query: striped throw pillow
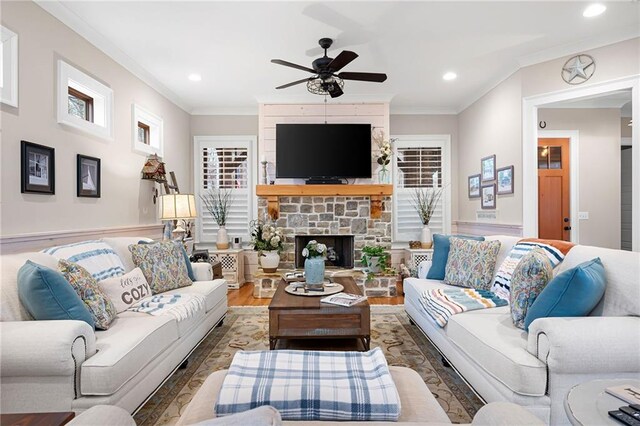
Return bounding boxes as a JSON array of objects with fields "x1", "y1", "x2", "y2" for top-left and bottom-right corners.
[{"x1": 42, "y1": 240, "x2": 126, "y2": 281}]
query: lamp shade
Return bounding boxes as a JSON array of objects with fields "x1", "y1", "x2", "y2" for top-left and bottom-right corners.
[{"x1": 159, "y1": 194, "x2": 197, "y2": 220}]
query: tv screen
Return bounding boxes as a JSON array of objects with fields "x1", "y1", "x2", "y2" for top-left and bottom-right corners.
[{"x1": 276, "y1": 124, "x2": 372, "y2": 180}]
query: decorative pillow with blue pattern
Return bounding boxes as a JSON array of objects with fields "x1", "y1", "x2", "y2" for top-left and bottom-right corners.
[{"x1": 42, "y1": 240, "x2": 126, "y2": 281}]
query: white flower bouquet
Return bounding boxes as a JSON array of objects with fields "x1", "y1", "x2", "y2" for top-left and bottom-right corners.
[
  {"x1": 302, "y1": 240, "x2": 327, "y2": 259},
  {"x1": 250, "y1": 219, "x2": 284, "y2": 252}
]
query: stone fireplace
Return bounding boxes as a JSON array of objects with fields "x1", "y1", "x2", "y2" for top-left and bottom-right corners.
[{"x1": 294, "y1": 235, "x2": 355, "y2": 268}]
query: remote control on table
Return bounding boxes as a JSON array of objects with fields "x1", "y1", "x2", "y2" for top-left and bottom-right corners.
[
  {"x1": 609, "y1": 410, "x2": 640, "y2": 426},
  {"x1": 621, "y1": 406, "x2": 640, "y2": 420},
  {"x1": 630, "y1": 404, "x2": 640, "y2": 412}
]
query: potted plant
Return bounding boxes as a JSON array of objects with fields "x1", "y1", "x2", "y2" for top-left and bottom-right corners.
[
  {"x1": 360, "y1": 245, "x2": 389, "y2": 274},
  {"x1": 250, "y1": 219, "x2": 284, "y2": 272},
  {"x1": 411, "y1": 186, "x2": 444, "y2": 249},
  {"x1": 301, "y1": 240, "x2": 327, "y2": 286},
  {"x1": 200, "y1": 189, "x2": 233, "y2": 249}
]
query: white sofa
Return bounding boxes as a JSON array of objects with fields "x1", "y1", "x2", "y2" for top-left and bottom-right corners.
[
  {"x1": 0, "y1": 237, "x2": 227, "y2": 414},
  {"x1": 404, "y1": 235, "x2": 640, "y2": 425}
]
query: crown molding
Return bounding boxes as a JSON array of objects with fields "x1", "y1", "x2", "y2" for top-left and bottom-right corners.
[
  {"x1": 35, "y1": 0, "x2": 192, "y2": 113},
  {"x1": 191, "y1": 106, "x2": 259, "y2": 116},
  {"x1": 389, "y1": 106, "x2": 458, "y2": 115},
  {"x1": 455, "y1": 65, "x2": 521, "y2": 114}
]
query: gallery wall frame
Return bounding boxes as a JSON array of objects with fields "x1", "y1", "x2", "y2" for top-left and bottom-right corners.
[
  {"x1": 481, "y1": 183, "x2": 496, "y2": 210},
  {"x1": 481, "y1": 154, "x2": 496, "y2": 183},
  {"x1": 468, "y1": 174, "x2": 481, "y2": 198},
  {"x1": 77, "y1": 154, "x2": 101, "y2": 198},
  {"x1": 497, "y1": 165, "x2": 514, "y2": 195},
  {"x1": 21, "y1": 141, "x2": 55, "y2": 194}
]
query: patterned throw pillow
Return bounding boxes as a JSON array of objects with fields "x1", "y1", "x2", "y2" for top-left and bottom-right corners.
[
  {"x1": 128, "y1": 241, "x2": 193, "y2": 294},
  {"x1": 490, "y1": 239, "x2": 574, "y2": 301},
  {"x1": 58, "y1": 259, "x2": 118, "y2": 330},
  {"x1": 43, "y1": 240, "x2": 126, "y2": 281},
  {"x1": 509, "y1": 248, "x2": 554, "y2": 329},
  {"x1": 98, "y1": 268, "x2": 152, "y2": 313},
  {"x1": 444, "y1": 238, "x2": 501, "y2": 289}
]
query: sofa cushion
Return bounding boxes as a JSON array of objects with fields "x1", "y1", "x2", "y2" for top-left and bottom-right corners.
[
  {"x1": 162, "y1": 279, "x2": 227, "y2": 313},
  {"x1": 42, "y1": 240, "x2": 126, "y2": 281},
  {"x1": 17, "y1": 260, "x2": 95, "y2": 328},
  {"x1": 58, "y1": 259, "x2": 118, "y2": 330},
  {"x1": 98, "y1": 268, "x2": 152, "y2": 313},
  {"x1": 446, "y1": 311, "x2": 547, "y2": 396},
  {"x1": 444, "y1": 238, "x2": 501, "y2": 289},
  {"x1": 101, "y1": 237, "x2": 153, "y2": 273},
  {"x1": 81, "y1": 314, "x2": 178, "y2": 395},
  {"x1": 129, "y1": 241, "x2": 192, "y2": 294},
  {"x1": 524, "y1": 258, "x2": 606, "y2": 331},
  {"x1": 510, "y1": 248, "x2": 553, "y2": 329},
  {"x1": 138, "y1": 239, "x2": 196, "y2": 281},
  {"x1": 427, "y1": 234, "x2": 485, "y2": 280}
]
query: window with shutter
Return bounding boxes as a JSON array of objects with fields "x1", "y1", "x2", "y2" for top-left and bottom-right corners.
[
  {"x1": 392, "y1": 135, "x2": 451, "y2": 242},
  {"x1": 194, "y1": 136, "x2": 257, "y2": 245}
]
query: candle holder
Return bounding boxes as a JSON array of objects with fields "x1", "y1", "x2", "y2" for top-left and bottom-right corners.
[{"x1": 261, "y1": 160, "x2": 268, "y2": 185}]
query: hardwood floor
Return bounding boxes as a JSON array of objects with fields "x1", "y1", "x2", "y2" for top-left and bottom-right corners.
[{"x1": 228, "y1": 282, "x2": 404, "y2": 306}]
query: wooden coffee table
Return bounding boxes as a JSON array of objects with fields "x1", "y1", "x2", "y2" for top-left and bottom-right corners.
[{"x1": 268, "y1": 276, "x2": 370, "y2": 351}]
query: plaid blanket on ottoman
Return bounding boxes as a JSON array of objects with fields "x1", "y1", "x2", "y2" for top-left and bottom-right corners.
[{"x1": 215, "y1": 348, "x2": 401, "y2": 421}]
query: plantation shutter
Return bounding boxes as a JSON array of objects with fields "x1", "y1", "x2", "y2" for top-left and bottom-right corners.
[
  {"x1": 393, "y1": 136, "x2": 450, "y2": 242},
  {"x1": 194, "y1": 137, "x2": 256, "y2": 245}
]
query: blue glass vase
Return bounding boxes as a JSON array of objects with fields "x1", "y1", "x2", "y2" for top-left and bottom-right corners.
[{"x1": 304, "y1": 257, "x2": 325, "y2": 285}]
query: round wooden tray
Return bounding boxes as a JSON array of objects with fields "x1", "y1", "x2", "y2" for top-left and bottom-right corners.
[{"x1": 284, "y1": 282, "x2": 344, "y2": 297}]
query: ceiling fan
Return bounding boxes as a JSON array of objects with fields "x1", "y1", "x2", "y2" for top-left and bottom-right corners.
[{"x1": 271, "y1": 38, "x2": 387, "y2": 98}]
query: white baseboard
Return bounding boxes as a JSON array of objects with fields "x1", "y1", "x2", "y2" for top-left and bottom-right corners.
[
  {"x1": 453, "y1": 221, "x2": 523, "y2": 237},
  {"x1": 0, "y1": 224, "x2": 164, "y2": 254}
]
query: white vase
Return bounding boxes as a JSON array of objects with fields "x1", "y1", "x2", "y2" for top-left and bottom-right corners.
[
  {"x1": 421, "y1": 225, "x2": 432, "y2": 249},
  {"x1": 216, "y1": 226, "x2": 229, "y2": 250},
  {"x1": 260, "y1": 250, "x2": 280, "y2": 273}
]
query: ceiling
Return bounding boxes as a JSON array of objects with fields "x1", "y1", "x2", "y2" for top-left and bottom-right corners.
[
  {"x1": 543, "y1": 89, "x2": 632, "y2": 117},
  {"x1": 38, "y1": 1, "x2": 640, "y2": 115}
]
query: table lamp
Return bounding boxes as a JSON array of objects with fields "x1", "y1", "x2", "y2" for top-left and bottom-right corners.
[{"x1": 159, "y1": 193, "x2": 197, "y2": 241}]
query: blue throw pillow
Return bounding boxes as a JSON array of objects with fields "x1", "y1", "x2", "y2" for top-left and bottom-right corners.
[
  {"x1": 427, "y1": 234, "x2": 485, "y2": 280},
  {"x1": 17, "y1": 260, "x2": 95, "y2": 328},
  {"x1": 524, "y1": 257, "x2": 606, "y2": 331},
  {"x1": 138, "y1": 240, "x2": 195, "y2": 281}
]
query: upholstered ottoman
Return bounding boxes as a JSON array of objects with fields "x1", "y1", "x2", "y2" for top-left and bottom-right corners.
[{"x1": 176, "y1": 366, "x2": 450, "y2": 425}]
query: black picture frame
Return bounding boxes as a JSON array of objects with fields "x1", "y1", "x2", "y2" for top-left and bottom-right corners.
[
  {"x1": 468, "y1": 174, "x2": 481, "y2": 198},
  {"x1": 21, "y1": 140, "x2": 55, "y2": 194},
  {"x1": 77, "y1": 154, "x2": 101, "y2": 198},
  {"x1": 497, "y1": 165, "x2": 514, "y2": 195},
  {"x1": 481, "y1": 183, "x2": 497, "y2": 209},
  {"x1": 481, "y1": 154, "x2": 497, "y2": 182}
]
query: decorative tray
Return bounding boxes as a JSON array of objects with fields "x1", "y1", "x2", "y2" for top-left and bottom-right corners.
[{"x1": 284, "y1": 282, "x2": 344, "y2": 297}]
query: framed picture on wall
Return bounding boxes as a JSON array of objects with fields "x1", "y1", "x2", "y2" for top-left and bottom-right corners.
[
  {"x1": 77, "y1": 154, "x2": 101, "y2": 198},
  {"x1": 481, "y1": 154, "x2": 496, "y2": 182},
  {"x1": 21, "y1": 140, "x2": 55, "y2": 194},
  {"x1": 481, "y1": 183, "x2": 496, "y2": 209},
  {"x1": 497, "y1": 165, "x2": 514, "y2": 195},
  {"x1": 468, "y1": 174, "x2": 481, "y2": 198}
]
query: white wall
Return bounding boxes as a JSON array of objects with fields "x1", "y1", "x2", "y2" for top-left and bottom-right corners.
[
  {"x1": 538, "y1": 108, "x2": 622, "y2": 248},
  {"x1": 0, "y1": 1, "x2": 190, "y2": 237}
]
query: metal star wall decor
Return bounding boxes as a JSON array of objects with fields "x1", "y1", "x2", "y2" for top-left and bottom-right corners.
[{"x1": 561, "y1": 54, "x2": 595, "y2": 85}]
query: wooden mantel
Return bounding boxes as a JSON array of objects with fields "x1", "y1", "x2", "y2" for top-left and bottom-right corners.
[{"x1": 256, "y1": 184, "x2": 393, "y2": 219}]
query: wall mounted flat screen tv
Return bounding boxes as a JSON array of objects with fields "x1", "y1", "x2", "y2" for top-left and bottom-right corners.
[{"x1": 276, "y1": 124, "x2": 371, "y2": 182}]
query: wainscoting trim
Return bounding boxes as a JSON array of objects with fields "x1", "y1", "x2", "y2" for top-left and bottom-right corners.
[
  {"x1": 453, "y1": 221, "x2": 523, "y2": 237},
  {"x1": 0, "y1": 224, "x2": 164, "y2": 254}
]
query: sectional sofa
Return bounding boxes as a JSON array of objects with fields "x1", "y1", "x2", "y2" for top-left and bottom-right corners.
[
  {"x1": 0, "y1": 237, "x2": 228, "y2": 414},
  {"x1": 404, "y1": 235, "x2": 640, "y2": 425}
]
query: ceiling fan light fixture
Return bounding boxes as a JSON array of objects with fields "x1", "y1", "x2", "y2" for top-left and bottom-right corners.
[{"x1": 307, "y1": 77, "x2": 344, "y2": 96}]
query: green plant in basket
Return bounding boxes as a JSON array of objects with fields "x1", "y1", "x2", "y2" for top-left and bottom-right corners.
[{"x1": 360, "y1": 245, "x2": 389, "y2": 278}]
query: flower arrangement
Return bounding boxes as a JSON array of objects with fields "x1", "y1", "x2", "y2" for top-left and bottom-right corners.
[
  {"x1": 412, "y1": 187, "x2": 445, "y2": 225},
  {"x1": 372, "y1": 129, "x2": 396, "y2": 167},
  {"x1": 302, "y1": 240, "x2": 327, "y2": 259},
  {"x1": 200, "y1": 189, "x2": 233, "y2": 226},
  {"x1": 249, "y1": 219, "x2": 284, "y2": 252}
]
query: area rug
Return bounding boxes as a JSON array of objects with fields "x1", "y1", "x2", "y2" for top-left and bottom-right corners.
[{"x1": 134, "y1": 306, "x2": 483, "y2": 425}]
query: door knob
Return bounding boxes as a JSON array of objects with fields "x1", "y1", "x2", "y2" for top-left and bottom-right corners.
[
  {"x1": 564, "y1": 226, "x2": 572, "y2": 231},
  {"x1": 563, "y1": 218, "x2": 570, "y2": 223}
]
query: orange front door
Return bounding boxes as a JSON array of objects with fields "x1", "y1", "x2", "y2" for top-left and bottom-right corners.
[{"x1": 538, "y1": 138, "x2": 571, "y2": 241}]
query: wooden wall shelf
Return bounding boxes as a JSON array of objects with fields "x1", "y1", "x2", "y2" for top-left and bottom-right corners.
[{"x1": 256, "y1": 184, "x2": 393, "y2": 219}]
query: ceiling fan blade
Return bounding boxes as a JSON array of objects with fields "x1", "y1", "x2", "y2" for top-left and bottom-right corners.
[
  {"x1": 328, "y1": 84, "x2": 344, "y2": 98},
  {"x1": 328, "y1": 50, "x2": 358, "y2": 72},
  {"x1": 338, "y1": 72, "x2": 387, "y2": 83},
  {"x1": 271, "y1": 59, "x2": 315, "y2": 74},
  {"x1": 275, "y1": 78, "x2": 311, "y2": 90}
]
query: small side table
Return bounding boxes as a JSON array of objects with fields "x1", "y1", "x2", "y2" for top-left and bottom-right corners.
[
  {"x1": 0, "y1": 412, "x2": 75, "y2": 426},
  {"x1": 208, "y1": 248, "x2": 245, "y2": 290},
  {"x1": 565, "y1": 378, "x2": 640, "y2": 425},
  {"x1": 404, "y1": 248, "x2": 434, "y2": 271}
]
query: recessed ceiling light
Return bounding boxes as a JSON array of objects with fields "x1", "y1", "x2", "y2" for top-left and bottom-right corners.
[
  {"x1": 583, "y1": 3, "x2": 606, "y2": 17},
  {"x1": 443, "y1": 72, "x2": 457, "y2": 81},
  {"x1": 188, "y1": 73, "x2": 202, "y2": 82}
]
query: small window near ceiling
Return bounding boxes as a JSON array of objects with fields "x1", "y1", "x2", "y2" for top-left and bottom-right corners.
[
  {"x1": 132, "y1": 104, "x2": 163, "y2": 156},
  {"x1": 137, "y1": 122, "x2": 150, "y2": 145},
  {"x1": 68, "y1": 87, "x2": 94, "y2": 122},
  {"x1": 0, "y1": 25, "x2": 18, "y2": 107}
]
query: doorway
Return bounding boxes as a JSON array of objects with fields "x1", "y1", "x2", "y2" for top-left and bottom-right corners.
[{"x1": 537, "y1": 138, "x2": 571, "y2": 241}]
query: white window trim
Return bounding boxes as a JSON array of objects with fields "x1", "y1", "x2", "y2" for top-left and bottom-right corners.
[
  {"x1": 132, "y1": 104, "x2": 163, "y2": 156},
  {"x1": 193, "y1": 135, "x2": 258, "y2": 246},
  {"x1": 0, "y1": 26, "x2": 18, "y2": 107},
  {"x1": 57, "y1": 60, "x2": 114, "y2": 141},
  {"x1": 391, "y1": 134, "x2": 452, "y2": 243}
]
